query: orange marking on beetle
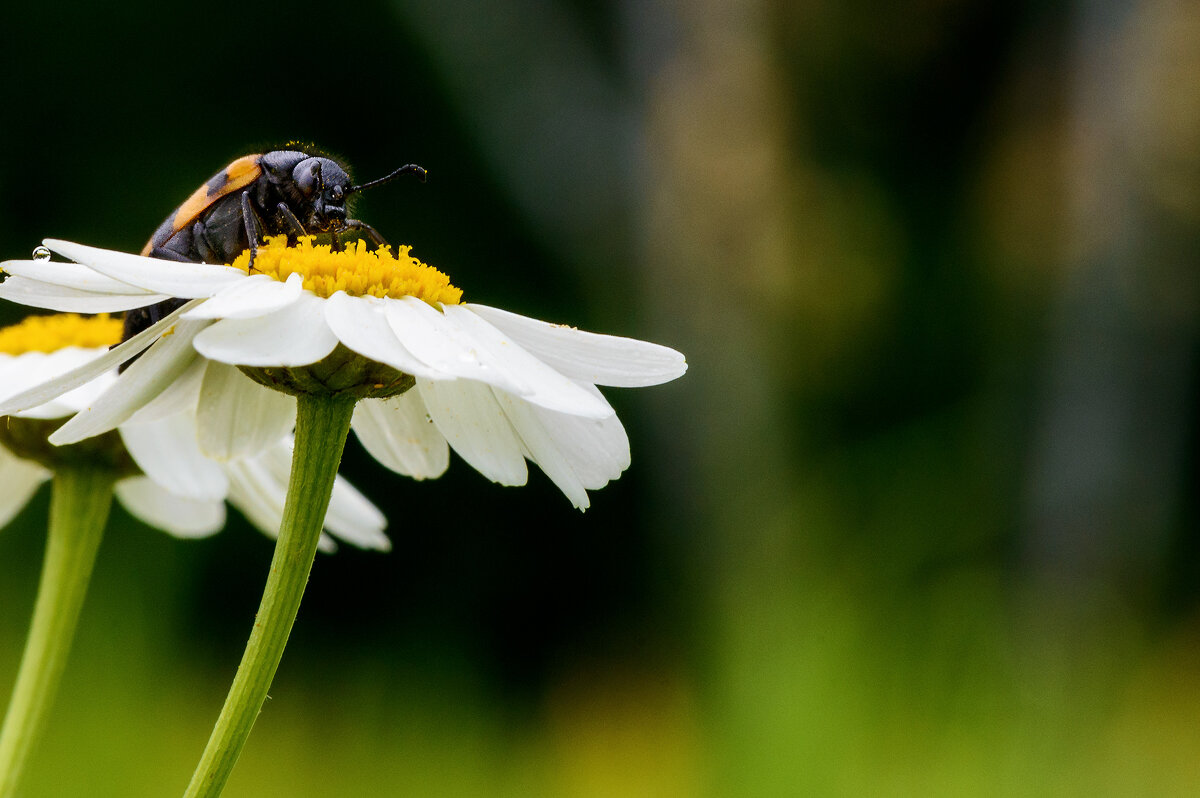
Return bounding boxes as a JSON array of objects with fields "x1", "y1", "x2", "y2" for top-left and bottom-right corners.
[
  {"x1": 173, "y1": 155, "x2": 262, "y2": 234},
  {"x1": 141, "y1": 154, "x2": 264, "y2": 257},
  {"x1": 223, "y1": 154, "x2": 260, "y2": 185}
]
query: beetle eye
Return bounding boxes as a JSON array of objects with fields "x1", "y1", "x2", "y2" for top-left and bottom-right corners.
[{"x1": 331, "y1": 186, "x2": 344, "y2": 202}]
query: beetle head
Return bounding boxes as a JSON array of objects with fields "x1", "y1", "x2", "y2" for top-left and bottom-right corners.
[{"x1": 292, "y1": 157, "x2": 350, "y2": 231}]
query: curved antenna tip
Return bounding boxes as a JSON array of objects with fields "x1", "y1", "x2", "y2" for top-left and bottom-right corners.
[{"x1": 348, "y1": 163, "x2": 427, "y2": 194}]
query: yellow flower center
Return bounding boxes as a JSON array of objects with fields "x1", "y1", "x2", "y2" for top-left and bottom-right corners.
[
  {"x1": 0, "y1": 313, "x2": 122, "y2": 355},
  {"x1": 231, "y1": 236, "x2": 463, "y2": 305}
]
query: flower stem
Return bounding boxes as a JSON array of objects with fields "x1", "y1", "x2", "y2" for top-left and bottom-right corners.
[
  {"x1": 0, "y1": 467, "x2": 115, "y2": 798},
  {"x1": 184, "y1": 393, "x2": 356, "y2": 798}
]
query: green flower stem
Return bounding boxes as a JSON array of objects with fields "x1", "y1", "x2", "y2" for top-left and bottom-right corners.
[
  {"x1": 0, "y1": 467, "x2": 115, "y2": 798},
  {"x1": 184, "y1": 393, "x2": 356, "y2": 798}
]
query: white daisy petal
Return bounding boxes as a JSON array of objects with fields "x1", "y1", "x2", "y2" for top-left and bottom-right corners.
[
  {"x1": 12, "y1": 401, "x2": 74, "y2": 421},
  {"x1": 385, "y1": 297, "x2": 528, "y2": 394},
  {"x1": 0, "y1": 299, "x2": 203, "y2": 417},
  {"x1": 324, "y1": 292, "x2": 441, "y2": 379},
  {"x1": 224, "y1": 457, "x2": 287, "y2": 538},
  {"x1": 222, "y1": 440, "x2": 386, "y2": 550},
  {"x1": 442, "y1": 304, "x2": 612, "y2": 418},
  {"x1": 49, "y1": 318, "x2": 209, "y2": 445},
  {"x1": 196, "y1": 362, "x2": 296, "y2": 460},
  {"x1": 0, "y1": 448, "x2": 49, "y2": 529},
  {"x1": 44, "y1": 239, "x2": 244, "y2": 298},
  {"x1": 0, "y1": 355, "x2": 24, "y2": 389},
  {"x1": 193, "y1": 293, "x2": 338, "y2": 366},
  {"x1": 324, "y1": 476, "x2": 391, "y2": 551},
  {"x1": 0, "y1": 353, "x2": 55, "y2": 398},
  {"x1": 1, "y1": 349, "x2": 115, "y2": 419},
  {"x1": 123, "y1": 355, "x2": 206, "y2": 424},
  {"x1": 492, "y1": 389, "x2": 590, "y2": 509},
  {"x1": 244, "y1": 443, "x2": 387, "y2": 550},
  {"x1": 24, "y1": 379, "x2": 119, "y2": 421},
  {"x1": 526, "y1": 384, "x2": 630, "y2": 489},
  {"x1": 1, "y1": 258, "x2": 159, "y2": 294},
  {"x1": 0, "y1": 275, "x2": 170, "y2": 312},
  {"x1": 55, "y1": 364, "x2": 120, "y2": 415},
  {"x1": 182, "y1": 272, "x2": 304, "y2": 320},
  {"x1": 118, "y1": 413, "x2": 229, "y2": 501},
  {"x1": 15, "y1": 348, "x2": 95, "y2": 384},
  {"x1": 418, "y1": 378, "x2": 527, "y2": 486},
  {"x1": 466, "y1": 303, "x2": 688, "y2": 387},
  {"x1": 352, "y1": 392, "x2": 449, "y2": 480},
  {"x1": 114, "y1": 477, "x2": 225, "y2": 538},
  {"x1": 225, "y1": 461, "x2": 340, "y2": 552}
]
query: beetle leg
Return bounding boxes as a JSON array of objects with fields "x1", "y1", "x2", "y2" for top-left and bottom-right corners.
[
  {"x1": 241, "y1": 190, "x2": 263, "y2": 272},
  {"x1": 276, "y1": 203, "x2": 307, "y2": 240},
  {"x1": 342, "y1": 218, "x2": 390, "y2": 250}
]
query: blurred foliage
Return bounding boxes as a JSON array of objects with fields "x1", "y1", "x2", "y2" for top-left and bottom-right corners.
[{"x1": 2, "y1": 0, "x2": 1200, "y2": 795}]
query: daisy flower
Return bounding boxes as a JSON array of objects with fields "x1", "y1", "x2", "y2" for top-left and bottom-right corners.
[
  {"x1": 0, "y1": 311, "x2": 386, "y2": 795},
  {"x1": 0, "y1": 236, "x2": 685, "y2": 795},
  {"x1": 0, "y1": 237, "x2": 686, "y2": 510}
]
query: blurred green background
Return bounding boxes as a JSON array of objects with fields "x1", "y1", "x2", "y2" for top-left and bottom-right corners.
[{"x1": 3, "y1": 0, "x2": 1200, "y2": 794}]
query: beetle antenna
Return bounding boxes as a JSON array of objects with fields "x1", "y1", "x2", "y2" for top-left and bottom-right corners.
[{"x1": 347, "y1": 164, "x2": 427, "y2": 194}]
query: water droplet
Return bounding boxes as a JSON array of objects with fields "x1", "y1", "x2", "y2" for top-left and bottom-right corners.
[{"x1": 32, "y1": 246, "x2": 50, "y2": 262}]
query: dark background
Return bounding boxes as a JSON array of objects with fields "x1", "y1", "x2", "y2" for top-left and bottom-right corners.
[{"x1": 2, "y1": 0, "x2": 1200, "y2": 794}]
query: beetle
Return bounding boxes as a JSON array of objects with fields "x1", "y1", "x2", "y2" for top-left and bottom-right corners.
[
  {"x1": 124, "y1": 148, "x2": 426, "y2": 338},
  {"x1": 142, "y1": 149, "x2": 426, "y2": 266}
]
